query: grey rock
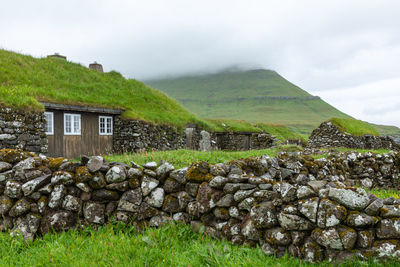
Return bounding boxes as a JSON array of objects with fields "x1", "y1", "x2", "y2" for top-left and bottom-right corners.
[
  {"x1": 149, "y1": 215, "x2": 173, "y2": 227},
  {"x1": 216, "y1": 194, "x2": 235, "y2": 207},
  {"x1": 163, "y1": 178, "x2": 183, "y2": 193},
  {"x1": 241, "y1": 218, "x2": 260, "y2": 240},
  {"x1": 89, "y1": 172, "x2": 106, "y2": 189},
  {"x1": 250, "y1": 201, "x2": 278, "y2": 228},
  {"x1": 278, "y1": 213, "x2": 315, "y2": 230},
  {"x1": 273, "y1": 182, "x2": 297, "y2": 202},
  {"x1": 297, "y1": 186, "x2": 317, "y2": 199},
  {"x1": 170, "y1": 168, "x2": 187, "y2": 184},
  {"x1": 156, "y1": 162, "x2": 174, "y2": 180},
  {"x1": 307, "y1": 180, "x2": 327, "y2": 192},
  {"x1": 127, "y1": 168, "x2": 143, "y2": 179},
  {"x1": 22, "y1": 174, "x2": 51, "y2": 196},
  {"x1": 357, "y1": 229, "x2": 375, "y2": 248},
  {"x1": 346, "y1": 212, "x2": 375, "y2": 227},
  {"x1": 209, "y1": 176, "x2": 228, "y2": 189},
  {"x1": 145, "y1": 188, "x2": 165, "y2": 208},
  {"x1": 185, "y1": 182, "x2": 199, "y2": 197},
  {"x1": 265, "y1": 227, "x2": 291, "y2": 246},
  {"x1": 92, "y1": 189, "x2": 120, "y2": 201},
  {"x1": 365, "y1": 199, "x2": 384, "y2": 216},
  {"x1": 105, "y1": 181, "x2": 129, "y2": 192},
  {"x1": 234, "y1": 189, "x2": 255, "y2": 202},
  {"x1": 376, "y1": 218, "x2": 400, "y2": 239},
  {"x1": 75, "y1": 183, "x2": 90, "y2": 193},
  {"x1": 87, "y1": 156, "x2": 104, "y2": 173},
  {"x1": 337, "y1": 225, "x2": 357, "y2": 250},
  {"x1": 0, "y1": 195, "x2": 13, "y2": 215},
  {"x1": 10, "y1": 213, "x2": 41, "y2": 241},
  {"x1": 328, "y1": 187, "x2": 369, "y2": 210},
  {"x1": 317, "y1": 199, "x2": 347, "y2": 228},
  {"x1": 83, "y1": 202, "x2": 105, "y2": 224},
  {"x1": 238, "y1": 197, "x2": 255, "y2": 211},
  {"x1": 4, "y1": 181, "x2": 22, "y2": 199},
  {"x1": 143, "y1": 161, "x2": 157, "y2": 170},
  {"x1": 117, "y1": 188, "x2": 142, "y2": 212},
  {"x1": 62, "y1": 195, "x2": 81, "y2": 211},
  {"x1": 381, "y1": 204, "x2": 400, "y2": 218},
  {"x1": 9, "y1": 198, "x2": 31, "y2": 217},
  {"x1": 51, "y1": 171, "x2": 74, "y2": 185},
  {"x1": 312, "y1": 228, "x2": 343, "y2": 250},
  {"x1": 298, "y1": 197, "x2": 319, "y2": 223},
  {"x1": 223, "y1": 183, "x2": 241, "y2": 194},
  {"x1": 361, "y1": 178, "x2": 373, "y2": 189},
  {"x1": 141, "y1": 176, "x2": 159, "y2": 196},
  {"x1": 38, "y1": 184, "x2": 53, "y2": 195},
  {"x1": 0, "y1": 162, "x2": 12, "y2": 172},
  {"x1": 105, "y1": 165, "x2": 127, "y2": 184},
  {"x1": 48, "y1": 184, "x2": 66, "y2": 209}
]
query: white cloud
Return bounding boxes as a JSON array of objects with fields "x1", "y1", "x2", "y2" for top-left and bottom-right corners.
[{"x1": 1, "y1": 0, "x2": 400, "y2": 126}]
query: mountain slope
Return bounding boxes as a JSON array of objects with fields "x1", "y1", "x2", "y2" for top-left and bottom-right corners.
[
  {"x1": 147, "y1": 69, "x2": 351, "y2": 134},
  {"x1": 0, "y1": 49, "x2": 208, "y2": 129}
]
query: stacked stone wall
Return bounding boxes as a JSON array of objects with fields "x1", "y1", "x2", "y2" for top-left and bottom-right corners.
[
  {"x1": 112, "y1": 117, "x2": 186, "y2": 153},
  {"x1": 0, "y1": 107, "x2": 47, "y2": 153},
  {"x1": 2, "y1": 149, "x2": 400, "y2": 262},
  {"x1": 308, "y1": 122, "x2": 400, "y2": 151}
]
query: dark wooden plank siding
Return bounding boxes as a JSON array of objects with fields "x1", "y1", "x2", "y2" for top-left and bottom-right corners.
[{"x1": 46, "y1": 109, "x2": 113, "y2": 158}]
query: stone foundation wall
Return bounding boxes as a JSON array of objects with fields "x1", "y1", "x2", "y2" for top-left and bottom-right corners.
[
  {"x1": 214, "y1": 132, "x2": 275, "y2": 151},
  {"x1": 2, "y1": 149, "x2": 400, "y2": 262},
  {"x1": 307, "y1": 122, "x2": 400, "y2": 151},
  {"x1": 0, "y1": 107, "x2": 47, "y2": 153},
  {"x1": 112, "y1": 117, "x2": 186, "y2": 153}
]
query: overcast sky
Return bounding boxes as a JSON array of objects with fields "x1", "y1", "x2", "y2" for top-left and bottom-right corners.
[{"x1": 1, "y1": 0, "x2": 400, "y2": 127}]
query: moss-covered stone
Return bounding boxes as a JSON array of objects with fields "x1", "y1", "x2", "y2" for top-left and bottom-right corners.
[{"x1": 186, "y1": 161, "x2": 213, "y2": 183}]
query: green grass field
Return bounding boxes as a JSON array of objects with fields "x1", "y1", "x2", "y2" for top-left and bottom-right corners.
[
  {"x1": 0, "y1": 49, "x2": 209, "y2": 130},
  {"x1": 147, "y1": 69, "x2": 352, "y2": 134},
  {"x1": 0, "y1": 222, "x2": 395, "y2": 267}
]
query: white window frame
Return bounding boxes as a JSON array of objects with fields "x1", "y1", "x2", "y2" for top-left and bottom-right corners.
[
  {"x1": 99, "y1": 116, "x2": 113, "y2": 135},
  {"x1": 44, "y1": 112, "x2": 54, "y2": 135},
  {"x1": 64, "y1": 113, "x2": 81, "y2": 135}
]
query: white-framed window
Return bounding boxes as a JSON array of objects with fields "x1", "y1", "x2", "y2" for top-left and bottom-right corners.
[
  {"x1": 64, "y1": 113, "x2": 81, "y2": 135},
  {"x1": 44, "y1": 112, "x2": 54, "y2": 135},
  {"x1": 99, "y1": 116, "x2": 113, "y2": 135}
]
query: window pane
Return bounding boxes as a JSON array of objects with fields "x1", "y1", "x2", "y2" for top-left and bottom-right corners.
[
  {"x1": 100, "y1": 117, "x2": 105, "y2": 133},
  {"x1": 45, "y1": 113, "x2": 53, "y2": 133},
  {"x1": 106, "y1": 118, "x2": 112, "y2": 133},
  {"x1": 73, "y1": 115, "x2": 80, "y2": 133},
  {"x1": 65, "y1": 115, "x2": 71, "y2": 133}
]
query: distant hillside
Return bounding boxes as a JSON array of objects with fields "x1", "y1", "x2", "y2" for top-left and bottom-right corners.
[
  {"x1": 147, "y1": 69, "x2": 352, "y2": 134},
  {"x1": 0, "y1": 49, "x2": 208, "y2": 129}
]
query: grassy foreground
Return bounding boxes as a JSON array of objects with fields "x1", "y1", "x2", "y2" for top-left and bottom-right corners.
[{"x1": 0, "y1": 222, "x2": 394, "y2": 267}]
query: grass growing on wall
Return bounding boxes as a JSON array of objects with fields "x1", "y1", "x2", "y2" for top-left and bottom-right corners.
[
  {"x1": 329, "y1": 117, "x2": 380, "y2": 136},
  {"x1": 0, "y1": 222, "x2": 395, "y2": 266},
  {"x1": 106, "y1": 148, "x2": 283, "y2": 169},
  {"x1": 0, "y1": 49, "x2": 210, "y2": 130},
  {"x1": 255, "y1": 123, "x2": 306, "y2": 141}
]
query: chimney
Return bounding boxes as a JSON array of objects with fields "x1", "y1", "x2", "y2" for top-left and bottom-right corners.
[
  {"x1": 47, "y1": 53, "x2": 67, "y2": 60},
  {"x1": 89, "y1": 62, "x2": 103, "y2": 72}
]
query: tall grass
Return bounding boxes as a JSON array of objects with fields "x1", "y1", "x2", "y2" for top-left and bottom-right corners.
[{"x1": 0, "y1": 223, "x2": 394, "y2": 266}]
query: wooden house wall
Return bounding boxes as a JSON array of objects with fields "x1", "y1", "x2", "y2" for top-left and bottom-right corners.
[{"x1": 47, "y1": 109, "x2": 113, "y2": 158}]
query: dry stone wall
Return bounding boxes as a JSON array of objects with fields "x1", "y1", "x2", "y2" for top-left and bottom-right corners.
[
  {"x1": 2, "y1": 149, "x2": 400, "y2": 262},
  {"x1": 112, "y1": 117, "x2": 186, "y2": 153},
  {"x1": 308, "y1": 122, "x2": 400, "y2": 151},
  {"x1": 0, "y1": 107, "x2": 48, "y2": 154}
]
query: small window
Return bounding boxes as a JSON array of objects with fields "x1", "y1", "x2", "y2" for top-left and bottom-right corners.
[
  {"x1": 44, "y1": 112, "x2": 54, "y2": 135},
  {"x1": 99, "y1": 116, "x2": 113, "y2": 135},
  {"x1": 64, "y1": 113, "x2": 81, "y2": 135}
]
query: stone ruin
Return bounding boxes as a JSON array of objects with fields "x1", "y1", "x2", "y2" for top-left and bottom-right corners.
[
  {"x1": 308, "y1": 121, "x2": 400, "y2": 151},
  {"x1": 1, "y1": 148, "x2": 400, "y2": 262}
]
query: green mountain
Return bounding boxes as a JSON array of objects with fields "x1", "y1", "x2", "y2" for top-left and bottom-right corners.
[{"x1": 147, "y1": 69, "x2": 352, "y2": 134}]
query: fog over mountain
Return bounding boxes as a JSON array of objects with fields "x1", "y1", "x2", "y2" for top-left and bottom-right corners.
[{"x1": 1, "y1": 0, "x2": 399, "y2": 126}]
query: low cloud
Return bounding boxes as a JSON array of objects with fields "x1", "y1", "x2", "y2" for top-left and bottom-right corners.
[{"x1": 1, "y1": 0, "x2": 399, "y2": 126}]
